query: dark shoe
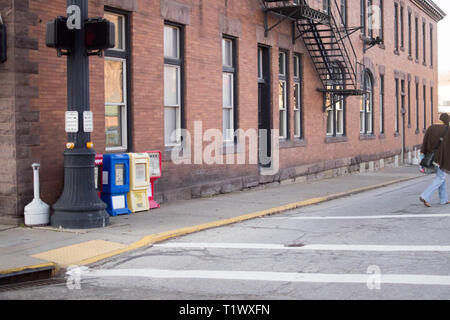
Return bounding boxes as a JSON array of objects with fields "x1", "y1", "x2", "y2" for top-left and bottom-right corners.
[{"x1": 420, "y1": 197, "x2": 431, "y2": 207}]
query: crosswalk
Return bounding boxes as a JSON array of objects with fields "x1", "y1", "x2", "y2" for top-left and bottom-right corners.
[
  {"x1": 78, "y1": 211, "x2": 450, "y2": 294},
  {"x1": 79, "y1": 196, "x2": 450, "y2": 298}
]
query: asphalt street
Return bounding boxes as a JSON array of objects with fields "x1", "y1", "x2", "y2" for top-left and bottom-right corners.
[{"x1": 1, "y1": 175, "x2": 450, "y2": 300}]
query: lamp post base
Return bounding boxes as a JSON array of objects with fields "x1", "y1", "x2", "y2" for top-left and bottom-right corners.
[
  {"x1": 51, "y1": 149, "x2": 110, "y2": 229},
  {"x1": 51, "y1": 209, "x2": 109, "y2": 229}
]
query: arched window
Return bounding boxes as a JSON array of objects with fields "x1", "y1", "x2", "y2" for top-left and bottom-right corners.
[
  {"x1": 326, "y1": 63, "x2": 345, "y2": 136},
  {"x1": 361, "y1": 70, "x2": 373, "y2": 134}
]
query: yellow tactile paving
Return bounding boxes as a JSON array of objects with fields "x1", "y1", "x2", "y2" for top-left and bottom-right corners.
[{"x1": 32, "y1": 240, "x2": 127, "y2": 267}]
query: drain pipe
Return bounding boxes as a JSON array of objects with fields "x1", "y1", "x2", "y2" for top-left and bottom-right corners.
[{"x1": 24, "y1": 163, "x2": 50, "y2": 226}]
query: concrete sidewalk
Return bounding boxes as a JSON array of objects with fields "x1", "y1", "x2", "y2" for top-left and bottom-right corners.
[{"x1": 0, "y1": 165, "x2": 426, "y2": 283}]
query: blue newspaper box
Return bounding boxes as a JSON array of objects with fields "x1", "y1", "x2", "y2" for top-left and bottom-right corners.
[{"x1": 101, "y1": 154, "x2": 131, "y2": 216}]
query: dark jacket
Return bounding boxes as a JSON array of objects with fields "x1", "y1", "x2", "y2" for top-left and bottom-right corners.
[{"x1": 421, "y1": 124, "x2": 450, "y2": 171}]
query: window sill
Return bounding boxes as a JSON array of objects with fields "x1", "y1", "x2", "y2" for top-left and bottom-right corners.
[
  {"x1": 394, "y1": 132, "x2": 400, "y2": 137},
  {"x1": 359, "y1": 134, "x2": 376, "y2": 140},
  {"x1": 378, "y1": 43, "x2": 385, "y2": 50},
  {"x1": 415, "y1": 129, "x2": 421, "y2": 135},
  {"x1": 400, "y1": 46, "x2": 405, "y2": 52},
  {"x1": 408, "y1": 55, "x2": 413, "y2": 61},
  {"x1": 394, "y1": 50, "x2": 400, "y2": 56},
  {"x1": 105, "y1": 147, "x2": 128, "y2": 154},
  {"x1": 379, "y1": 133, "x2": 386, "y2": 139},
  {"x1": 279, "y1": 139, "x2": 307, "y2": 149},
  {"x1": 325, "y1": 135, "x2": 348, "y2": 144}
]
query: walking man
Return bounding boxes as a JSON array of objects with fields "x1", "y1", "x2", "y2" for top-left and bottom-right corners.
[{"x1": 419, "y1": 113, "x2": 450, "y2": 207}]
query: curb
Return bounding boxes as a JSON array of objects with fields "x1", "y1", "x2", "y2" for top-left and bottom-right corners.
[{"x1": 0, "y1": 174, "x2": 423, "y2": 285}]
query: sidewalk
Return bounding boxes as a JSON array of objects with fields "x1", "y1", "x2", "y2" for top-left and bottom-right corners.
[{"x1": 0, "y1": 165, "x2": 426, "y2": 283}]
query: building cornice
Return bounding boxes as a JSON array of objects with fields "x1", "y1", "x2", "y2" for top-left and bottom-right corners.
[{"x1": 410, "y1": 0, "x2": 446, "y2": 22}]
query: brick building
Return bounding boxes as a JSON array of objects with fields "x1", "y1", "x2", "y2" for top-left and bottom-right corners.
[{"x1": 0, "y1": 0, "x2": 445, "y2": 224}]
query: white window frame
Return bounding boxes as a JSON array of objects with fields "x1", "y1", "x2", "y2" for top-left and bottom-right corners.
[
  {"x1": 258, "y1": 48, "x2": 263, "y2": 81},
  {"x1": 104, "y1": 11, "x2": 128, "y2": 152},
  {"x1": 293, "y1": 54, "x2": 302, "y2": 139},
  {"x1": 222, "y1": 38, "x2": 233, "y2": 69},
  {"x1": 104, "y1": 12, "x2": 126, "y2": 52},
  {"x1": 164, "y1": 64, "x2": 182, "y2": 147},
  {"x1": 327, "y1": 65, "x2": 345, "y2": 137},
  {"x1": 223, "y1": 73, "x2": 235, "y2": 143},
  {"x1": 164, "y1": 25, "x2": 182, "y2": 147},
  {"x1": 279, "y1": 80, "x2": 287, "y2": 139},
  {"x1": 360, "y1": 70, "x2": 373, "y2": 134},
  {"x1": 222, "y1": 38, "x2": 236, "y2": 144},
  {"x1": 164, "y1": 25, "x2": 180, "y2": 60},
  {"x1": 105, "y1": 57, "x2": 128, "y2": 152},
  {"x1": 279, "y1": 51, "x2": 288, "y2": 140},
  {"x1": 336, "y1": 98, "x2": 344, "y2": 135}
]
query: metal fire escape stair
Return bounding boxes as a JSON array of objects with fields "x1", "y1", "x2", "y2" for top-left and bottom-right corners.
[{"x1": 262, "y1": 0, "x2": 365, "y2": 107}]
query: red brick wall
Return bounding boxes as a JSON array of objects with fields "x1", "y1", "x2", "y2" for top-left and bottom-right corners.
[{"x1": 0, "y1": 0, "x2": 441, "y2": 223}]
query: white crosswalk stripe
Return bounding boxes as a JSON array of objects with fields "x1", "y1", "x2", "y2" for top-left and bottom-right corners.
[
  {"x1": 269, "y1": 213, "x2": 450, "y2": 220},
  {"x1": 79, "y1": 268, "x2": 450, "y2": 286},
  {"x1": 154, "y1": 242, "x2": 450, "y2": 252}
]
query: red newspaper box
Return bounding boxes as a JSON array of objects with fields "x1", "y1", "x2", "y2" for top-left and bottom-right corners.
[
  {"x1": 95, "y1": 154, "x2": 103, "y2": 198},
  {"x1": 145, "y1": 151, "x2": 162, "y2": 209}
]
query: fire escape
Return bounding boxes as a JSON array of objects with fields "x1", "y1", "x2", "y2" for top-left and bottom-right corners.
[{"x1": 262, "y1": 0, "x2": 365, "y2": 109}]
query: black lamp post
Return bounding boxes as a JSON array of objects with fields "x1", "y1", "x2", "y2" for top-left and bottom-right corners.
[{"x1": 50, "y1": 0, "x2": 110, "y2": 229}]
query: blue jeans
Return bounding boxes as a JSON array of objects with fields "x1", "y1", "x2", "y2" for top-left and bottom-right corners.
[{"x1": 420, "y1": 166, "x2": 449, "y2": 205}]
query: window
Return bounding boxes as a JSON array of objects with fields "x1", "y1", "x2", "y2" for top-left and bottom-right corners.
[
  {"x1": 361, "y1": 70, "x2": 373, "y2": 134},
  {"x1": 416, "y1": 82, "x2": 419, "y2": 131},
  {"x1": 431, "y1": 87, "x2": 434, "y2": 125},
  {"x1": 415, "y1": 17, "x2": 419, "y2": 60},
  {"x1": 423, "y1": 22, "x2": 426, "y2": 64},
  {"x1": 394, "y1": 3, "x2": 399, "y2": 52},
  {"x1": 423, "y1": 84, "x2": 427, "y2": 130},
  {"x1": 340, "y1": 0, "x2": 347, "y2": 26},
  {"x1": 164, "y1": 24, "x2": 183, "y2": 146},
  {"x1": 104, "y1": 11, "x2": 129, "y2": 151},
  {"x1": 408, "y1": 78, "x2": 411, "y2": 127},
  {"x1": 222, "y1": 37, "x2": 236, "y2": 144},
  {"x1": 258, "y1": 47, "x2": 263, "y2": 81},
  {"x1": 408, "y1": 12, "x2": 412, "y2": 57},
  {"x1": 368, "y1": 0, "x2": 373, "y2": 38},
  {"x1": 400, "y1": 6, "x2": 404, "y2": 49},
  {"x1": 379, "y1": 0, "x2": 384, "y2": 41},
  {"x1": 293, "y1": 54, "x2": 302, "y2": 139},
  {"x1": 327, "y1": 64, "x2": 345, "y2": 136},
  {"x1": 380, "y1": 74, "x2": 384, "y2": 134},
  {"x1": 395, "y1": 79, "x2": 399, "y2": 133},
  {"x1": 323, "y1": 0, "x2": 331, "y2": 15},
  {"x1": 279, "y1": 51, "x2": 288, "y2": 139},
  {"x1": 360, "y1": 0, "x2": 366, "y2": 35},
  {"x1": 401, "y1": 79, "x2": 405, "y2": 132},
  {"x1": 430, "y1": 25, "x2": 433, "y2": 67}
]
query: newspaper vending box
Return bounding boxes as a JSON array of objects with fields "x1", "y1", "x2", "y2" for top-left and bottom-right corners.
[
  {"x1": 146, "y1": 151, "x2": 162, "y2": 209},
  {"x1": 101, "y1": 154, "x2": 131, "y2": 216},
  {"x1": 127, "y1": 153, "x2": 150, "y2": 213}
]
